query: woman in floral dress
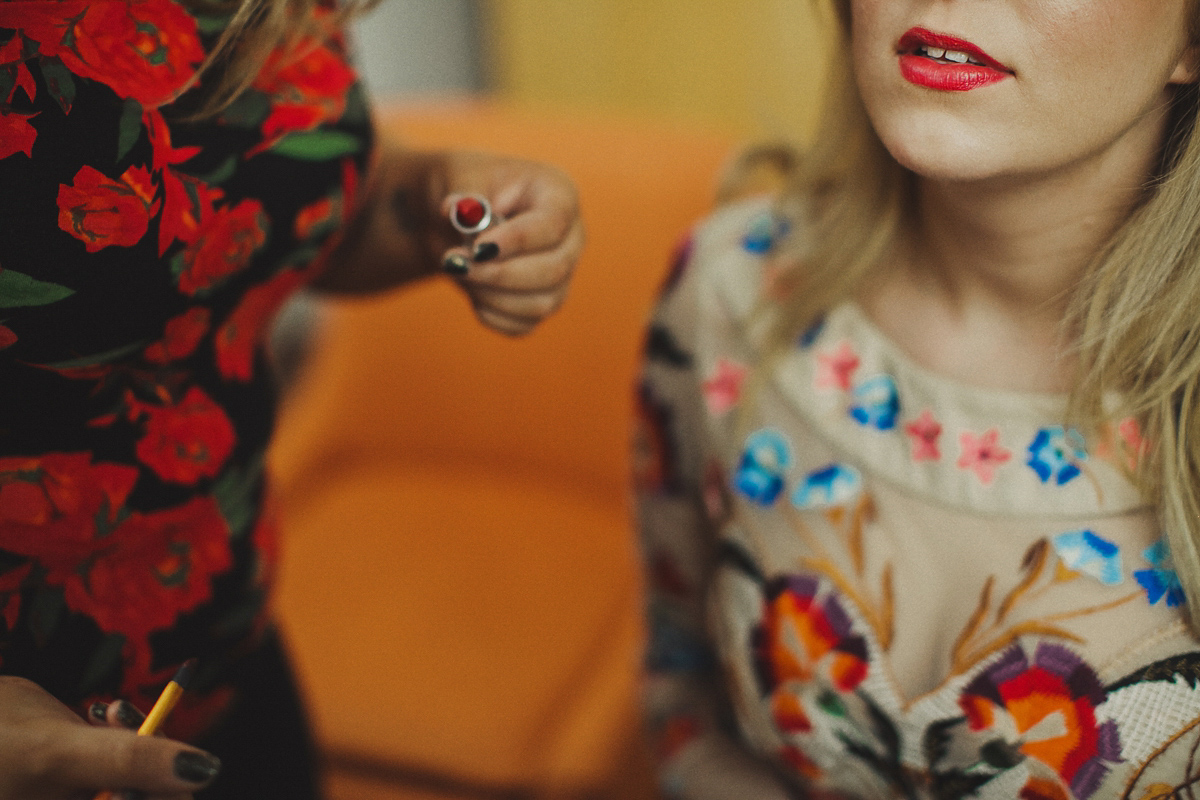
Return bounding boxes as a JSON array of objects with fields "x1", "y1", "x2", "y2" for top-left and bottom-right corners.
[
  {"x1": 636, "y1": 1, "x2": 1200, "y2": 798},
  {"x1": 0, "y1": 0, "x2": 582, "y2": 797}
]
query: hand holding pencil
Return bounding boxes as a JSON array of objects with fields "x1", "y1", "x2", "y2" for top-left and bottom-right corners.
[{"x1": 0, "y1": 661, "x2": 220, "y2": 800}]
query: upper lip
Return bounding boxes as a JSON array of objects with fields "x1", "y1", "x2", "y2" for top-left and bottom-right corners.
[{"x1": 898, "y1": 27, "x2": 1012, "y2": 72}]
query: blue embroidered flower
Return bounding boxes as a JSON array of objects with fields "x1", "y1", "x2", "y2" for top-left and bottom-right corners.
[
  {"x1": 791, "y1": 464, "x2": 863, "y2": 510},
  {"x1": 735, "y1": 429, "x2": 792, "y2": 506},
  {"x1": 849, "y1": 375, "x2": 901, "y2": 431},
  {"x1": 1052, "y1": 530, "x2": 1123, "y2": 586},
  {"x1": 1134, "y1": 539, "x2": 1186, "y2": 608},
  {"x1": 742, "y1": 210, "x2": 790, "y2": 254},
  {"x1": 1027, "y1": 427, "x2": 1088, "y2": 485}
]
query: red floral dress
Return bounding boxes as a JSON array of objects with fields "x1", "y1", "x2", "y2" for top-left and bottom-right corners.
[{"x1": 0, "y1": 0, "x2": 371, "y2": 737}]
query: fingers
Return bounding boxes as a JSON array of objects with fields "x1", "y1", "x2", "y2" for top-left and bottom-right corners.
[
  {"x1": 87, "y1": 701, "x2": 146, "y2": 731},
  {"x1": 53, "y1": 726, "x2": 220, "y2": 796}
]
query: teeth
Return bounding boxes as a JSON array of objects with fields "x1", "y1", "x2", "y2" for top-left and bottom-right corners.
[
  {"x1": 923, "y1": 46, "x2": 946, "y2": 59},
  {"x1": 943, "y1": 49, "x2": 970, "y2": 63},
  {"x1": 918, "y1": 45, "x2": 985, "y2": 66}
]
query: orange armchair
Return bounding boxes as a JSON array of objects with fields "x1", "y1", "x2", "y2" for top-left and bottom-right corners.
[{"x1": 268, "y1": 101, "x2": 736, "y2": 800}]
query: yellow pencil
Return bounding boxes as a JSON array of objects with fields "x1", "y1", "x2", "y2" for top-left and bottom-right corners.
[{"x1": 94, "y1": 658, "x2": 197, "y2": 800}]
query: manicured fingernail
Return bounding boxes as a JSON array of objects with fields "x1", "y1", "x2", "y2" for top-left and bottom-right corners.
[
  {"x1": 473, "y1": 241, "x2": 500, "y2": 263},
  {"x1": 88, "y1": 701, "x2": 108, "y2": 722},
  {"x1": 175, "y1": 751, "x2": 221, "y2": 784},
  {"x1": 442, "y1": 254, "x2": 470, "y2": 275},
  {"x1": 114, "y1": 700, "x2": 145, "y2": 730}
]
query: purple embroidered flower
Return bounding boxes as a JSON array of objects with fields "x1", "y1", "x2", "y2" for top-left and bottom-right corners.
[
  {"x1": 1052, "y1": 530, "x2": 1123, "y2": 586},
  {"x1": 735, "y1": 429, "x2": 792, "y2": 506},
  {"x1": 1134, "y1": 539, "x2": 1186, "y2": 608},
  {"x1": 849, "y1": 375, "x2": 901, "y2": 431},
  {"x1": 1027, "y1": 427, "x2": 1088, "y2": 486},
  {"x1": 791, "y1": 464, "x2": 863, "y2": 510},
  {"x1": 959, "y1": 644, "x2": 1122, "y2": 800}
]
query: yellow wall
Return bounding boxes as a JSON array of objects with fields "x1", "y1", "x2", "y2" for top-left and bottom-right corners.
[{"x1": 483, "y1": 0, "x2": 834, "y2": 143}]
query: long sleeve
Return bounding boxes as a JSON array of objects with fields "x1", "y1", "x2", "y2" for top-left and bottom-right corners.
[{"x1": 633, "y1": 222, "x2": 798, "y2": 800}]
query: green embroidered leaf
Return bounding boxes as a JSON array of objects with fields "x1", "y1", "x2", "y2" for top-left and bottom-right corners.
[
  {"x1": 980, "y1": 739, "x2": 1025, "y2": 770},
  {"x1": 38, "y1": 57, "x2": 77, "y2": 115},
  {"x1": 196, "y1": 155, "x2": 237, "y2": 185},
  {"x1": 78, "y1": 633, "x2": 126, "y2": 696},
  {"x1": 41, "y1": 340, "x2": 145, "y2": 369},
  {"x1": 116, "y1": 98, "x2": 143, "y2": 162},
  {"x1": 817, "y1": 690, "x2": 848, "y2": 718},
  {"x1": 214, "y1": 456, "x2": 265, "y2": 540},
  {"x1": 0, "y1": 269, "x2": 74, "y2": 308},
  {"x1": 220, "y1": 89, "x2": 270, "y2": 128},
  {"x1": 271, "y1": 130, "x2": 362, "y2": 161}
]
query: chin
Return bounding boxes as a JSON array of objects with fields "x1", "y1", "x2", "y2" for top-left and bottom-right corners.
[{"x1": 874, "y1": 119, "x2": 1011, "y2": 183}]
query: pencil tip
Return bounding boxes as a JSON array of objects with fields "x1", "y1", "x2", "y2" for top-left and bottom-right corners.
[{"x1": 173, "y1": 658, "x2": 198, "y2": 691}]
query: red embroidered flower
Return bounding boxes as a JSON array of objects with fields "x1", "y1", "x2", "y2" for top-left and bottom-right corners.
[
  {"x1": 215, "y1": 268, "x2": 306, "y2": 381},
  {"x1": 905, "y1": 410, "x2": 943, "y2": 462},
  {"x1": 754, "y1": 575, "x2": 869, "y2": 735},
  {"x1": 132, "y1": 387, "x2": 236, "y2": 484},
  {"x1": 62, "y1": 496, "x2": 233, "y2": 640},
  {"x1": 703, "y1": 358, "x2": 749, "y2": 415},
  {"x1": 0, "y1": 1, "x2": 204, "y2": 107},
  {"x1": 252, "y1": 35, "x2": 356, "y2": 146},
  {"x1": 177, "y1": 199, "x2": 267, "y2": 295},
  {"x1": 815, "y1": 341, "x2": 860, "y2": 391},
  {"x1": 957, "y1": 428, "x2": 1012, "y2": 485},
  {"x1": 0, "y1": 110, "x2": 37, "y2": 160},
  {"x1": 143, "y1": 308, "x2": 211, "y2": 365},
  {"x1": 0, "y1": 453, "x2": 138, "y2": 559},
  {"x1": 959, "y1": 644, "x2": 1121, "y2": 800},
  {"x1": 57, "y1": 165, "x2": 159, "y2": 252}
]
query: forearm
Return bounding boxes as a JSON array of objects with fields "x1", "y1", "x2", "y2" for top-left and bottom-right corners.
[{"x1": 309, "y1": 138, "x2": 452, "y2": 295}]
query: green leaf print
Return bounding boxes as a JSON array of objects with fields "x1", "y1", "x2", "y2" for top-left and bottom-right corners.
[
  {"x1": 271, "y1": 130, "x2": 362, "y2": 161},
  {"x1": 0, "y1": 269, "x2": 74, "y2": 308},
  {"x1": 41, "y1": 340, "x2": 145, "y2": 369},
  {"x1": 38, "y1": 57, "x2": 77, "y2": 115},
  {"x1": 116, "y1": 99, "x2": 143, "y2": 162},
  {"x1": 219, "y1": 89, "x2": 270, "y2": 128},
  {"x1": 215, "y1": 456, "x2": 265, "y2": 540}
]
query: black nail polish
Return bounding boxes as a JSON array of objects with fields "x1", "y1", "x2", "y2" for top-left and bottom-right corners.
[
  {"x1": 114, "y1": 700, "x2": 145, "y2": 730},
  {"x1": 174, "y1": 751, "x2": 221, "y2": 784},
  {"x1": 442, "y1": 254, "x2": 470, "y2": 275},
  {"x1": 473, "y1": 241, "x2": 500, "y2": 263},
  {"x1": 88, "y1": 701, "x2": 108, "y2": 722}
]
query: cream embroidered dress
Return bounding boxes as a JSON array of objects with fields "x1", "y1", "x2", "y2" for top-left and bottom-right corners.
[{"x1": 635, "y1": 199, "x2": 1200, "y2": 800}]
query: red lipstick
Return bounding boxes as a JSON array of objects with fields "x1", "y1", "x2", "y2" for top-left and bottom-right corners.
[{"x1": 897, "y1": 28, "x2": 1012, "y2": 92}]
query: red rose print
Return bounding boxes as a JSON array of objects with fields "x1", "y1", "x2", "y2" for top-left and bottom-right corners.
[
  {"x1": 177, "y1": 199, "x2": 267, "y2": 295},
  {"x1": 215, "y1": 269, "x2": 306, "y2": 381},
  {"x1": 132, "y1": 387, "x2": 236, "y2": 484},
  {"x1": 0, "y1": 323, "x2": 16, "y2": 350},
  {"x1": 0, "y1": 1, "x2": 204, "y2": 107},
  {"x1": 0, "y1": 110, "x2": 37, "y2": 160},
  {"x1": 252, "y1": 36, "x2": 356, "y2": 146},
  {"x1": 62, "y1": 496, "x2": 233, "y2": 640},
  {"x1": 294, "y1": 195, "x2": 336, "y2": 240},
  {"x1": 143, "y1": 308, "x2": 211, "y2": 364},
  {"x1": 144, "y1": 109, "x2": 201, "y2": 174},
  {"x1": 0, "y1": 561, "x2": 32, "y2": 634},
  {"x1": 58, "y1": 165, "x2": 160, "y2": 252},
  {"x1": 158, "y1": 171, "x2": 223, "y2": 256},
  {"x1": 0, "y1": 34, "x2": 36, "y2": 105},
  {"x1": 0, "y1": 453, "x2": 138, "y2": 560}
]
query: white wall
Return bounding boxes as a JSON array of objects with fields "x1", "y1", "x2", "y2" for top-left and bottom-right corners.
[{"x1": 351, "y1": 0, "x2": 484, "y2": 99}]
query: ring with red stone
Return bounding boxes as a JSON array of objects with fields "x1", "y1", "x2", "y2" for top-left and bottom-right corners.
[{"x1": 449, "y1": 194, "x2": 498, "y2": 236}]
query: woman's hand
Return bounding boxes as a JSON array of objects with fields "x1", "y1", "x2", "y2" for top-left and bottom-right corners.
[
  {"x1": 0, "y1": 677, "x2": 219, "y2": 800},
  {"x1": 437, "y1": 150, "x2": 583, "y2": 336},
  {"x1": 312, "y1": 144, "x2": 584, "y2": 337}
]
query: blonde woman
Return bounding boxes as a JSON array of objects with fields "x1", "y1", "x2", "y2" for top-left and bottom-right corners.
[
  {"x1": 636, "y1": 1, "x2": 1200, "y2": 798},
  {"x1": 0, "y1": 0, "x2": 581, "y2": 797}
]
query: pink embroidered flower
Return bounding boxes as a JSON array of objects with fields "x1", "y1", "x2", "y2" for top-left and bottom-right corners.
[
  {"x1": 815, "y1": 341, "x2": 860, "y2": 391},
  {"x1": 957, "y1": 428, "x2": 1011, "y2": 485},
  {"x1": 703, "y1": 358, "x2": 749, "y2": 415},
  {"x1": 905, "y1": 410, "x2": 943, "y2": 462}
]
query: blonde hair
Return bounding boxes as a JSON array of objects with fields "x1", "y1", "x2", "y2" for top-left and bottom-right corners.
[
  {"x1": 767, "y1": 0, "x2": 1200, "y2": 628},
  {"x1": 178, "y1": 0, "x2": 381, "y2": 114}
]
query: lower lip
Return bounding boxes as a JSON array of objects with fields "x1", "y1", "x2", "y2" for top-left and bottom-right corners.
[{"x1": 899, "y1": 54, "x2": 1009, "y2": 91}]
